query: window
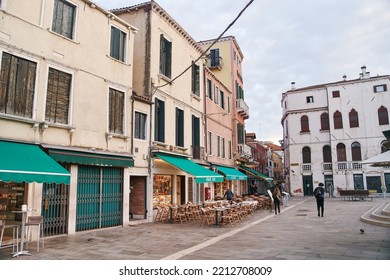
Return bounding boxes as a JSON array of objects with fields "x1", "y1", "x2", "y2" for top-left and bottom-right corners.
[
  {"x1": 214, "y1": 85, "x2": 219, "y2": 105},
  {"x1": 192, "y1": 115, "x2": 200, "y2": 159},
  {"x1": 191, "y1": 62, "x2": 200, "y2": 96},
  {"x1": 110, "y1": 26, "x2": 126, "y2": 62},
  {"x1": 159, "y1": 35, "x2": 172, "y2": 78},
  {"x1": 236, "y1": 81, "x2": 244, "y2": 99},
  {"x1": 320, "y1": 113, "x2": 330, "y2": 131},
  {"x1": 217, "y1": 135, "x2": 221, "y2": 157},
  {"x1": 206, "y1": 79, "x2": 213, "y2": 100},
  {"x1": 175, "y1": 108, "x2": 184, "y2": 147},
  {"x1": 336, "y1": 143, "x2": 347, "y2": 162},
  {"x1": 351, "y1": 142, "x2": 362, "y2": 161},
  {"x1": 52, "y1": 0, "x2": 76, "y2": 39},
  {"x1": 302, "y1": 147, "x2": 311, "y2": 163},
  {"x1": 228, "y1": 140, "x2": 232, "y2": 159},
  {"x1": 349, "y1": 109, "x2": 359, "y2": 128},
  {"x1": 0, "y1": 52, "x2": 36, "y2": 118},
  {"x1": 45, "y1": 68, "x2": 71, "y2": 124},
  {"x1": 154, "y1": 98, "x2": 165, "y2": 142},
  {"x1": 221, "y1": 137, "x2": 225, "y2": 158},
  {"x1": 237, "y1": 123, "x2": 244, "y2": 144},
  {"x1": 227, "y1": 96, "x2": 230, "y2": 113},
  {"x1": 333, "y1": 111, "x2": 343, "y2": 129},
  {"x1": 300, "y1": 115, "x2": 310, "y2": 132},
  {"x1": 378, "y1": 106, "x2": 389, "y2": 125},
  {"x1": 381, "y1": 140, "x2": 390, "y2": 153},
  {"x1": 322, "y1": 145, "x2": 332, "y2": 162},
  {"x1": 219, "y1": 90, "x2": 225, "y2": 109},
  {"x1": 108, "y1": 88, "x2": 124, "y2": 134},
  {"x1": 207, "y1": 131, "x2": 212, "y2": 156},
  {"x1": 210, "y1": 49, "x2": 220, "y2": 67},
  {"x1": 332, "y1": 90, "x2": 340, "y2": 98},
  {"x1": 306, "y1": 96, "x2": 314, "y2": 103},
  {"x1": 134, "y1": 112, "x2": 147, "y2": 140},
  {"x1": 373, "y1": 84, "x2": 387, "y2": 93}
]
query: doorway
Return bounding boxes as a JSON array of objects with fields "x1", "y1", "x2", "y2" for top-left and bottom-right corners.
[
  {"x1": 176, "y1": 175, "x2": 185, "y2": 205},
  {"x1": 302, "y1": 175, "x2": 313, "y2": 196},
  {"x1": 129, "y1": 176, "x2": 147, "y2": 220}
]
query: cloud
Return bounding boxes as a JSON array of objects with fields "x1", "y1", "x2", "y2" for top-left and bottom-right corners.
[{"x1": 95, "y1": 0, "x2": 390, "y2": 143}]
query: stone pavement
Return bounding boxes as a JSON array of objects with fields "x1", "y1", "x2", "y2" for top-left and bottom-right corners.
[{"x1": 1, "y1": 197, "x2": 389, "y2": 260}]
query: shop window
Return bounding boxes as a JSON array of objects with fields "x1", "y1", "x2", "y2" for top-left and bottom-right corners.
[
  {"x1": 153, "y1": 175, "x2": 172, "y2": 207},
  {"x1": 0, "y1": 182, "x2": 26, "y2": 222}
]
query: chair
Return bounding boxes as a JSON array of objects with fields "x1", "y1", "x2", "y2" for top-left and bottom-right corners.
[
  {"x1": 0, "y1": 220, "x2": 19, "y2": 254},
  {"x1": 25, "y1": 216, "x2": 44, "y2": 252}
]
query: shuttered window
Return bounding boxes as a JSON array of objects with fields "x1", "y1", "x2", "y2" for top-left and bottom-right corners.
[
  {"x1": 159, "y1": 35, "x2": 172, "y2": 78},
  {"x1": 378, "y1": 106, "x2": 389, "y2": 125},
  {"x1": 191, "y1": 62, "x2": 200, "y2": 96},
  {"x1": 134, "y1": 112, "x2": 147, "y2": 140},
  {"x1": 333, "y1": 111, "x2": 343, "y2": 129},
  {"x1": 320, "y1": 113, "x2": 330, "y2": 131},
  {"x1": 175, "y1": 108, "x2": 184, "y2": 147},
  {"x1": 349, "y1": 109, "x2": 359, "y2": 128},
  {"x1": 0, "y1": 52, "x2": 36, "y2": 118},
  {"x1": 110, "y1": 26, "x2": 126, "y2": 62},
  {"x1": 45, "y1": 68, "x2": 71, "y2": 124},
  {"x1": 109, "y1": 88, "x2": 124, "y2": 134},
  {"x1": 300, "y1": 115, "x2": 310, "y2": 132},
  {"x1": 52, "y1": 0, "x2": 76, "y2": 39},
  {"x1": 154, "y1": 98, "x2": 165, "y2": 142}
]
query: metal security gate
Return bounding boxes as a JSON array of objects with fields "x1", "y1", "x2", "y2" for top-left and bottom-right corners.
[
  {"x1": 76, "y1": 166, "x2": 123, "y2": 232},
  {"x1": 42, "y1": 183, "x2": 69, "y2": 236}
]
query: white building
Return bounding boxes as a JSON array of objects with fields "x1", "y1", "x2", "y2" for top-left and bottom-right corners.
[{"x1": 282, "y1": 66, "x2": 390, "y2": 196}]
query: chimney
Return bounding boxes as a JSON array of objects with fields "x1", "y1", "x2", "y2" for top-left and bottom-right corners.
[
  {"x1": 360, "y1": 65, "x2": 370, "y2": 79},
  {"x1": 342, "y1": 74, "x2": 347, "y2": 81},
  {"x1": 291, "y1": 81, "x2": 295, "y2": 90}
]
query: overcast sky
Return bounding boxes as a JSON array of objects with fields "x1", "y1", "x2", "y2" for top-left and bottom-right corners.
[{"x1": 94, "y1": 0, "x2": 390, "y2": 144}]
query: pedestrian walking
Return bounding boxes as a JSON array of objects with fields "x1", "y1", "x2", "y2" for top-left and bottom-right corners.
[
  {"x1": 314, "y1": 182, "x2": 325, "y2": 217},
  {"x1": 273, "y1": 187, "x2": 281, "y2": 215},
  {"x1": 224, "y1": 187, "x2": 233, "y2": 201}
]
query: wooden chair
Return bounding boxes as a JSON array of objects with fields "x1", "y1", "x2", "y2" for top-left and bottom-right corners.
[
  {"x1": 0, "y1": 220, "x2": 19, "y2": 254},
  {"x1": 200, "y1": 208, "x2": 214, "y2": 227}
]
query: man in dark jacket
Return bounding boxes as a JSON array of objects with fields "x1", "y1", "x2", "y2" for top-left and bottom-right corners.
[{"x1": 314, "y1": 182, "x2": 325, "y2": 217}]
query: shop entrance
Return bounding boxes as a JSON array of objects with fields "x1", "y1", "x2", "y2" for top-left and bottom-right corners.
[
  {"x1": 42, "y1": 182, "x2": 69, "y2": 236},
  {"x1": 176, "y1": 175, "x2": 185, "y2": 205},
  {"x1": 129, "y1": 176, "x2": 147, "y2": 220},
  {"x1": 76, "y1": 166, "x2": 123, "y2": 232}
]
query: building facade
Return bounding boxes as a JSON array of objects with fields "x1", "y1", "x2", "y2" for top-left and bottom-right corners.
[
  {"x1": 281, "y1": 66, "x2": 390, "y2": 196},
  {"x1": 0, "y1": 0, "x2": 138, "y2": 235}
]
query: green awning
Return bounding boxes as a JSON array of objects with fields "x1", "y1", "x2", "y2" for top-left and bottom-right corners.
[
  {"x1": 155, "y1": 153, "x2": 224, "y2": 183},
  {"x1": 46, "y1": 148, "x2": 134, "y2": 167},
  {"x1": 239, "y1": 165, "x2": 273, "y2": 181},
  {"x1": 216, "y1": 165, "x2": 247, "y2": 180},
  {"x1": 0, "y1": 141, "x2": 70, "y2": 184}
]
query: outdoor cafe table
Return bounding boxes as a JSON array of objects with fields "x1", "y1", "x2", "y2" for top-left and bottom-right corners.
[
  {"x1": 11, "y1": 210, "x2": 31, "y2": 257},
  {"x1": 210, "y1": 207, "x2": 227, "y2": 226}
]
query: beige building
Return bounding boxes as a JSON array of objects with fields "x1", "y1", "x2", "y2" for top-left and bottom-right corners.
[
  {"x1": 0, "y1": 0, "x2": 137, "y2": 235},
  {"x1": 113, "y1": 1, "x2": 224, "y2": 219}
]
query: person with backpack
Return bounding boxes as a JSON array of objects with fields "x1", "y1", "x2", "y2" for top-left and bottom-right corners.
[
  {"x1": 272, "y1": 187, "x2": 281, "y2": 215},
  {"x1": 314, "y1": 182, "x2": 325, "y2": 217}
]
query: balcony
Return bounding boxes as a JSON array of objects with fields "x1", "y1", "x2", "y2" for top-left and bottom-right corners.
[
  {"x1": 236, "y1": 99, "x2": 249, "y2": 119},
  {"x1": 322, "y1": 162, "x2": 333, "y2": 171},
  {"x1": 301, "y1": 164, "x2": 312, "y2": 173},
  {"x1": 336, "y1": 161, "x2": 363, "y2": 171},
  {"x1": 238, "y1": 144, "x2": 252, "y2": 160},
  {"x1": 192, "y1": 145, "x2": 205, "y2": 160}
]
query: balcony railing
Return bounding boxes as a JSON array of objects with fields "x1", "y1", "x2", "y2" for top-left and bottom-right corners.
[
  {"x1": 336, "y1": 161, "x2": 363, "y2": 171},
  {"x1": 322, "y1": 162, "x2": 332, "y2": 171},
  {"x1": 236, "y1": 99, "x2": 249, "y2": 119},
  {"x1": 238, "y1": 144, "x2": 252, "y2": 160},
  {"x1": 301, "y1": 164, "x2": 312, "y2": 172}
]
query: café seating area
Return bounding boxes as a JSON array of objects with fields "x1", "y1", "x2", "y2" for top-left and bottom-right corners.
[{"x1": 154, "y1": 195, "x2": 274, "y2": 227}]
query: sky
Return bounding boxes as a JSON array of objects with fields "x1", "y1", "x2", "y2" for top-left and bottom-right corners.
[{"x1": 94, "y1": 0, "x2": 390, "y2": 144}]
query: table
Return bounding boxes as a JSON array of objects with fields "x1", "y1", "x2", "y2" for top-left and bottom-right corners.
[
  {"x1": 11, "y1": 210, "x2": 31, "y2": 257},
  {"x1": 211, "y1": 207, "x2": 227, "y2": 226}
]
